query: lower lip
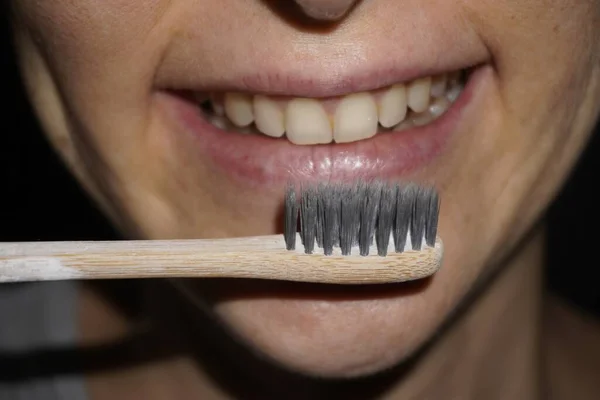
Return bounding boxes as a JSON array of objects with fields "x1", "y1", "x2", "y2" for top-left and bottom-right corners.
[{"x1": 161, "y1": 68, "x2": 484, "y2": 188}]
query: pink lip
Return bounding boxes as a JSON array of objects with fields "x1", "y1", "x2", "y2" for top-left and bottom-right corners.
[
  {"x1": 180, "y1": 63, "x2": 473, "y2": 99},
  {"x1": 160, "y1": 67, "x2": 484, "y2": 188}
]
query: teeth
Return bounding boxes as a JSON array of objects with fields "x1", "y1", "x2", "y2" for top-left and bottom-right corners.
[
  {"x1": 254, "y1": 95, "x2": 285, "y2": 138},
  {"x1": 202, "y1": 70, "x2": 466, "y2": 144},
  {"x1": 411, "y1": 112, "x2": 433, "y2": 127},
  {"x1": 207, "y1": 114, "x2": 228, "y2": 130},
  {"x1": 446, "y1": 85, "x2": 462, "y2": 102},
  {"x1": 224, "y1": 93, "x2": 254, "y2": 127},
  {"x1": 393, "y1": 119, "x2": 414, "y2": 132},
  {"x1": 210, "y1": 94, "x2": 225, "y2": 117},
  {"x1": 428, "y1": 97, "x2": 451, "y2": 118},
  {"x1": 407, "y1": 76, "x2": 432, "y2": 113},
  {"x1": 409, "y1": 96, "x2": 452, "y2": 127},
  {"x1": 378, "y1": 84, "x2": 408, "y2": 128},
  {"x1": 430, "y1": 74, "x2": 447, "y2": 98},
  {"x1": 285, "y1": 99, "x2": 332, "y2": 145},
  {"x1": 448, "y1": 71, "x2": 462, "y2": 86},
  {"x1": 334, "y1": 93, "x2": 378, "y2": 143}
]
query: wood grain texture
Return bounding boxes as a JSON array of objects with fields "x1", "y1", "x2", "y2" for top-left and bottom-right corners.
[{"x1": 0, "y1": 235, "x2": 443, "y2": 284}]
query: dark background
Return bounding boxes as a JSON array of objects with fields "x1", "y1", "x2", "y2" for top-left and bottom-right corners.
[{"x1": 1, "y1": 9, "x2": 598, "y2": 317}]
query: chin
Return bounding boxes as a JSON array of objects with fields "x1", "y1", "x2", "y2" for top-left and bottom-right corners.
[{"x1": 184, "y1": 270, "x2": 459, "y2": 378}]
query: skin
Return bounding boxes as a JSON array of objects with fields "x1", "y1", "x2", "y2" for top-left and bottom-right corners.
[{"x1": 9, "y1": 0, "x2": 600, "y2": 398}]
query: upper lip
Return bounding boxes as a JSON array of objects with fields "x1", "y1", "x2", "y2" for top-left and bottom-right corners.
[
  {"x1": 211, "y1": 62, "x2": 473, "y2": 98},
  {"x1": 154, "y1": 35, "x2": 489, "y2": 98},
  {"x1": 161, "y1": 61, "x2": 478, "y2": 99}
]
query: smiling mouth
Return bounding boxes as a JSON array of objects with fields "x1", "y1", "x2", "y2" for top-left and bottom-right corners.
[
  {"x1": 161, "y1": 65, "x2": 481, "y2": 187},
  {"x1": 196, "y1": 70, "x2": 466, "y2": 144}
]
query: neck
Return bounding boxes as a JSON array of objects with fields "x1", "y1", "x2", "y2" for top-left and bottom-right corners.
[{"x1": 386, "y1": 227, "x2": 544, "y2": 400}]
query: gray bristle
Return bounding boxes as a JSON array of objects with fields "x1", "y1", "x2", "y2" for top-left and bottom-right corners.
[
  {"x1": 300, "y1": 187, "x2": 317, "y2": 254},
  {"x1": 425, "y1": 188, "x2": 440, "y2": 247},
  {"x1": 285, "y1": 181, "x2": 440, "y2": 256},
  {"x1": 321, "y1": 185, "x2": 340, "y2": 255},
  {"x1": 410, "y1": 186, "x2": 428, "y2": 251},
  {"x1": 376, "y1": 184, "x2": 397, "y2": 256},
  {"x1": 284, "y1": 185, "x2": 298, "y2": 250},
  {"x1": 393, "y1": 184, "x2": 413, "y2": 253},
  {"x1": 315, "y1": 184, "x2": 325, "y2": 249},
  {"x1": 359, "y1": 182, "x2": 382, "y2": 256},
  {"x1": 340, "y1": 186, "x2": 360, "y2": 255}
]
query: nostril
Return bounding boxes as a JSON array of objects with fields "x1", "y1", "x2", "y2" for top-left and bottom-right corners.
[{"x1": 293, "y1": 0, "x2": 360, "y2": 21}]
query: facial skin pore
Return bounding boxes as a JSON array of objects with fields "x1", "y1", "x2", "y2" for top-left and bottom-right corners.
[{"x1": 9, "y1": 0, "x2": 600, "y2": 388}]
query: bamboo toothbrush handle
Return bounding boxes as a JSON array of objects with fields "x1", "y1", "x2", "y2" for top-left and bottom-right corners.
[{"x1": 0, "y1": 235, "x2": 443, "y2": 284}]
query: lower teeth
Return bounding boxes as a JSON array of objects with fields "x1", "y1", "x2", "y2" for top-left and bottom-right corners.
[{"x1": 207, "y1": 114, "x2": 259, "y2": 134}]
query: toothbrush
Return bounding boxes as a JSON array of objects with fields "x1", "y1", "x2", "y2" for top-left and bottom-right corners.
[{"x1": 0, "y1": 182, "x2": 443, "y2": 284}]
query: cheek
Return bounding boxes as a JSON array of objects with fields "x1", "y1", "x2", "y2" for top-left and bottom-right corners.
[
  {"x1": 12, "y1": 1, "x2": 183, "y2": 236},
  {"x1": 453, "y1": 0, "x2": 599, "y2": 262},
  {"x1": 19, "y1": 0, "x2": 168, "y2": 45},
  {"x1": 16, "y1": 0, "x2": 177, "y2": 109}
]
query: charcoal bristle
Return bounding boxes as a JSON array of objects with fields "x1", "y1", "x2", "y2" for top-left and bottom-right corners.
[
  {"x1": 286, "y1": 181, "x2": 440, "y2": 256},
  {"x1": 376, "y1": 184, "x2": 397, "y2": 256},
  {"x1": 394, "y1": 184, "x2": 414, "y2": 253},
  {"x1": 330, "y1": 185, "x2": 341, "y2": 248},
  {"x1": 284, "y1": 185, "x2": 298, "y2": 250},
  {"x1": 359, "y1": 182, "x2": 382, "y2": 256},
  {"x1": 410, "y1": 186, "x2": 428, "y2": 251},
  {"x1": 353, "y1": 182, "x2": 366, "y2": 247},
  {"x1": 322, "y1": 185, "x2": 341, "y2": 255},
  {"x1": 340, "y1": 186, "x2": 360, "y2": 255},
  {"x1": 300, "y1": 187, "x2": 317, "y2": 254},
  {"x1": 425, "y1": 188, "x2": 440, "y2": 247},
  {"x1": 315, "y1": 184, "x2": 325, "y2": 249}
]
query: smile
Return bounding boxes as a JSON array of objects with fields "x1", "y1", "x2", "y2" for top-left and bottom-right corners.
[
  {"x1": 161, "y1": 64, "x2": 485, "y2": 188},
  {"x1": 197, "y1": 70, "x2": 465, "y2": 144}
]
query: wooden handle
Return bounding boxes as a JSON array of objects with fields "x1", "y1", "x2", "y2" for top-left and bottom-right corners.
[{"x1": 0, "y1": 235, "x2": 443, "y2": 284}]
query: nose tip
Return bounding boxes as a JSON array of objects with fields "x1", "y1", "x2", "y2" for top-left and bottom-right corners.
[{"x1": 292, "y1": 0, "x2": 361, "y2": 21}]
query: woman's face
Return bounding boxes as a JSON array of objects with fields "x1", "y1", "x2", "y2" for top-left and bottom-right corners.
[{"x1": 11, "y1": 0, "x2": 600, "y2": 377}]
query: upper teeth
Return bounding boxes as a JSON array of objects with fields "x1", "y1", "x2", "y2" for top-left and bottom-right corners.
[
  {"x1": 202, "y1": 71, "x2": 464, "y2": 145},
  {"x1": 286, "y1": 98, "x2": 332, "y2": 145}
]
